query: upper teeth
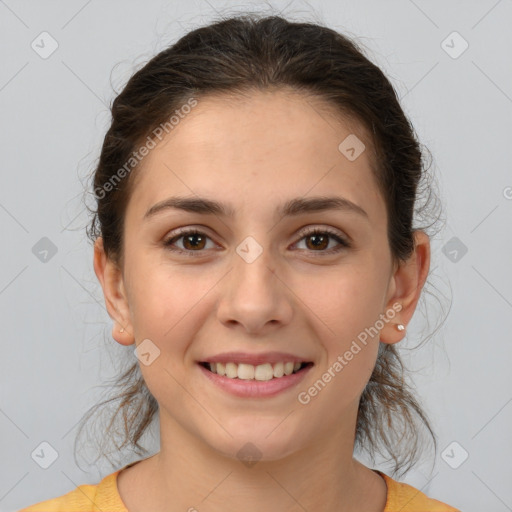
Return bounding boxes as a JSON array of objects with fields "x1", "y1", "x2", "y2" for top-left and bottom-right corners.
[{"x1": 207, "y1": 361, "x2": 303, "y2": 380}]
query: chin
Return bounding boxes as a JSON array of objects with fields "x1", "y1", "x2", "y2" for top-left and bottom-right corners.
[{"x1": 205, "y1": 428, "x2": 304, "y2": 465}]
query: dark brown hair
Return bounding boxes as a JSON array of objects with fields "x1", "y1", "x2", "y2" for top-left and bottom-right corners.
[{"x1": 78, "y1": 12, "x2": 445, "y2": 478}]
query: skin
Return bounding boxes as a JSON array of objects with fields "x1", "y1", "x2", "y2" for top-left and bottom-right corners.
[{"x1": 93, "y1": 89, "x2": 430, "y2": 512}]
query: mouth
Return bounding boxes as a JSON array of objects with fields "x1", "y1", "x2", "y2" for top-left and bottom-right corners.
[{"x1": 198, "y1": 361, "x2": 313, "y2": 381}]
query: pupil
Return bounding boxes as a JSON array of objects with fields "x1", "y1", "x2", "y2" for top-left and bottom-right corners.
[
  {"x1": 309, "y1": 234, "x2": 327, "y2": 250},
  {"x1": 185, "y1": 234, "x2": 204, "y2": 249}
]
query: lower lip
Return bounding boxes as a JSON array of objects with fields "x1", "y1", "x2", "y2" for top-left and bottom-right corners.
[{"x1": 198, "y1": 363, "x2": 313, "y2": 398}]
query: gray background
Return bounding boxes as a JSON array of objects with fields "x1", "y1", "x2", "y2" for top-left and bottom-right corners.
[{"x1": 1, "y1": 1, "x2": 511, "y2": 511}]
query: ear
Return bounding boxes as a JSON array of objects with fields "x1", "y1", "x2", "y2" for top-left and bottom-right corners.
[
  {"x1": 93, "y1": 237, "x2": 135, "y2": 346},
  {"x1": 380, "y1": 230, "x2": 430, "y2": 344}
]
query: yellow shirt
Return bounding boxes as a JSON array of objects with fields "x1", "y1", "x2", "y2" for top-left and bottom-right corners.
[{"x1": 18, "y1": 467, "x2": 460, "y2": 511}]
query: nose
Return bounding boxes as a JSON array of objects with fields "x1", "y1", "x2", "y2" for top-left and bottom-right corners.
[{"x1": 216, "y1": 241, "x2": 293, "y2": 334}]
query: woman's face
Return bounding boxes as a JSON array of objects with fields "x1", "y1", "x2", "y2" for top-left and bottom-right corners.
[{"x1": 97, "y1": 89, "x2": 421, "y2": 462}]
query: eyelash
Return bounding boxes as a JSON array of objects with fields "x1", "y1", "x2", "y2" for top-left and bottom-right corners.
[{"x1": 162, "y1": 227, "x2": 350, "y2": 257}]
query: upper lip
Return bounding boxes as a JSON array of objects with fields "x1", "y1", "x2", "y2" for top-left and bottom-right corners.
[{"x1": 199, "y1": 351, "x2": 313, "y2": 366}]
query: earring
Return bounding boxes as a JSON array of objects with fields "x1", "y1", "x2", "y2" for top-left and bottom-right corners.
[{"x1": 396, "y1": 324, "x2": 405, "y2": 332}]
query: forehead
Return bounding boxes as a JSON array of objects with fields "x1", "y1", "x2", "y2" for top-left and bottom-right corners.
[{"x1": 126, "y1": 89, "x2": 385, "y2": 224}]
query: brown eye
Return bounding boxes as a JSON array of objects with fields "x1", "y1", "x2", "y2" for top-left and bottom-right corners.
[
  {"x1": 305, "y1": 232, "x2": 329, "y2": 250},
  {"x1": 295, "y1": 228, "x2": 350, "y2": 254},
  {"x1": 163, "y1": 227, "x2": 350, "y2": 257},
  {"x1": 181, "y1": 232, "x2": 207, "y2": 250},
  {"x1": 163, "y1": 229, "x2": 214, "y2": 255}
]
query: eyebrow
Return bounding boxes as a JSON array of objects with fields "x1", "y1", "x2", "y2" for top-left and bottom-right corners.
[{"x1": 143, "y1": 195, "x2": 369, "y2": 221}]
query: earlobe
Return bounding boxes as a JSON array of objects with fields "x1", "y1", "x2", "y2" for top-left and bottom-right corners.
[
  {"x1": 112, "y1": 320, "x2": 135, "y2": 346},
  {"x1": 93, "y1": 237, "x2": 135, "y2": 346},
  {"x1": 380, "y1": 230, "x2": 430, "y2": 345},
  {"x1": 380, "y1": 305, "x2": 408, "y2": 345}
]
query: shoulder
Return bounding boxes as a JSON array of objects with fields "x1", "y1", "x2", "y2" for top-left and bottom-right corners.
[
  {"x1": 17, "y1": 470, "x2": 126, "y2": 512},
  {"x1": 375, "y1": 471, "x2": 461, "y2": 512}
]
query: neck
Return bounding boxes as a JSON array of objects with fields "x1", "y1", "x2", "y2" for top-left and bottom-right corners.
[{"x1": 135, "y1": 411, "x2": 377, "y2": 512}]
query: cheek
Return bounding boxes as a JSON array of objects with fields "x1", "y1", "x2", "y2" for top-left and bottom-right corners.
[
  {"x1": 295, "y1": 264, "x2": 384, "y2": 337},
  {"x1": 125, "y1": 255, "x2": 218, "y2": 346},
  {"x1": 125, "y1": 262, "x2": 207, "y2": 406},
  {"x1": 294, "y1": 267, "x2": 383, "y2": 391},
  {"x1": 123, "y1": 255, "x2": 168, "y2": 341}
]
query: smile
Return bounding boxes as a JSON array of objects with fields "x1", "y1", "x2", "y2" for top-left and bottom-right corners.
[
  {"x1": 200, "y1": 361, "x2": 312, "y2": 380},
  {"x1": 197, "y1": 361, "x2": 314, "y2": 398}
]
